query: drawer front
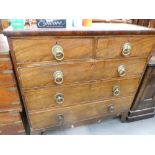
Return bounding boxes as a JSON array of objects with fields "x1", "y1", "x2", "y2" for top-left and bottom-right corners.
[
  {"x1": 0, "y1": 73, "x2": 15, "y2": 85},
  {"x1": 0, "y1": 122, "x2": 25, "y2": 135},
  {"x1": 0, "y1": 112, "x2": 22, "y2": 124},
  {"x1": 96, "y1": 36, "x2": 155, "y2": 59},
  {"x1": 24, "y1": 77, "x2": 139, "y2": 111},
  {"x1": 13, "y1": 38, "x2": 93, "y2": 63},
  {"x1": 0, "y1": 58, "x2": 12, "y2": 70},
  {"x1": 0, "y1": 85, "x2": 21, "y2": 111},
  {"x1": 29, "y1": 96, "x2": 133, "y2": 129},
  {"x1": 18, "y1": 58, "x2": 146, "y2": 89}
]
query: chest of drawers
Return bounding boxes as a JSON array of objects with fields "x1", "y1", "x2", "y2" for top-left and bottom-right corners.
[
  {"x1": 4, "y1": 23, "x2": 155, "y2": 134},
  {"x1": 0, "y1": 34, "x2": 25, "y2": 134}
]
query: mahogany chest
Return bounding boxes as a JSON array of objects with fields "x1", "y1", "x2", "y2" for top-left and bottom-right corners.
[
  {"x1": 0, "y1": 34, "x2": 25, "y2": 134},
  {"x1": 3, "y1": 23, "x2": 155, "y2": 134}
]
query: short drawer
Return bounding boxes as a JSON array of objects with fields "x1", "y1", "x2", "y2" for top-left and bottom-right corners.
[
  {"x1": 0, "y1": 122, "x2": 25, "y2": 135},
  {"x1": 0, "y1": 85, "x2": 21, "y2": 111},
  {"x1": 96, "y1": 36, "x2": 155, "y2": 59},
  {"x1": 24, "y1": 77, "x2": 139, "y2": 111},
  {"x1": 18, "y1": 58, "x2": 146, "y2": 89},
  {"x1": 12, "y1": 38, "x2": 93, "y2": 63},
  {"x1": 29, "y1": 96, "x2": 133, "y2": 130}
]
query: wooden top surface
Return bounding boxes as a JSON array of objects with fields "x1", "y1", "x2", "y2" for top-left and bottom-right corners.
[{"x1": 3, "y1": 23, "x2": 155, "y2": 37}]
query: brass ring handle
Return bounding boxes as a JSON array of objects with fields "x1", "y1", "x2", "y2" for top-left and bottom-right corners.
[
  {"x1": 122, "y1": 42, "x2": 132, "y2": 56},
  {"x1": 52, "y1": 44, "x2": 64, "y2": 61},
  {"x1": 53, "y1": 71, "x2": 63, "y2": 85},
  {"x1": 118, "y1": 65, "x2": 126, "y2": 77},
  {"x1": 55, "y1": 93, "x2": 64, "y2": 104},
  {"x1": 112, "y1": 85, "x2": 120, "y2": 96},
  {"x1": 108, "y1": 104, "x2": 115, "y2": 113},
  {"x1": 56, "y1": 114, "x2": 64, "y2": 122}
]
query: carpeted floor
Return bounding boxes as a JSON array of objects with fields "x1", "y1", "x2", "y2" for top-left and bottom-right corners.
[{"x1": 47, "y1": 117, "x2": 155, "y2": 135}]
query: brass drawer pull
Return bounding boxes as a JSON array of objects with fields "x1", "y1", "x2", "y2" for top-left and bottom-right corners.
[
  {"x1": 122, "y1": 42, "x2": 132, "y2": 56},
  {"x1": 108, "y1": 104, "x2": 115, "y2": 113},
  {"x1": 52, "y1": 44, "x2": 64, "y2": 61},
  {"x1": 112, "y1": 85, "x2": 120, "y2": 96},
  {"x1": 56, "y1": 114, "x2": 64, "y2": 122},
  {"x1": 53, "y1": 71, "x2": 63, "y2": 85},
  {"x1": 55, "y1": 93, "x2": 64, "y2": 104},
  {"x1": 118, "y1": 65, "x2": 126, "y2": 77}
]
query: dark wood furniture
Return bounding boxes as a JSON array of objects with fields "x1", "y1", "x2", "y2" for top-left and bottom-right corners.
[
  {"x1": 3, "y1": 23, "x2": 155, "y2": 134},
  {"x1": 0, "y1": 34, "x2": 25, "y2": 134},
  {"x1": 127, "y1": 54, "x2": 155, "y2": 122}
]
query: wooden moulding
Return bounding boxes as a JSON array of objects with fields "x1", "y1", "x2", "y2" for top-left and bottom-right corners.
[
  {"x1": 3, "y1": 23, "x2": 155, "y2": 37},
  {"x1": 127, "y1": 112, "x2": 155, "y2": 122},
  {"x1": 129, "y1": 108, "x2": 155, "y2": 117}
]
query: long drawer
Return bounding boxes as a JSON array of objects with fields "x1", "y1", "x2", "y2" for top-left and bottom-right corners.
[
  {"x1": 0, "y1": 85, "x2": 21, "y2": 111},
  {"x1": 96, "y1": 36, "x2": 155, "y2": 59},
  {"x1": 24, "y1": 77, "x2": 139, "y2": 111},
  {"x1": 12, "y1": 38, "x2": 93, "y2": 63},
  {"x1": 29, "y1": 96, "x2": 134, "y2": 130},
  {"x1": 18, "y1": 58, "x2": 146, "y2": 89}
]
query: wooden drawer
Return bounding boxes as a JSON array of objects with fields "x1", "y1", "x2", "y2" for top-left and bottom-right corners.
[
  {"x1": 18, "y1": 58, "x2": 146, "y2": 89},
  {"x1": 0, "y1": 122, "x2": 25, "y2": 135},
  {"x1": 0, "y1": 111, "x2": 22, "y2": 124},
  {"x1": 12, "y1": 38, "x2": 93, "y2": 63},
  {"x1": 24, "y1": 77, "x2": 139, "y2": 111},
  {"x1": 0, "y1": 72, "x2": 15, "y2": 86},
  {"x1": 96, "y1": 36, "x2": 155, "y2": 59},
  {"x1": 0, "y1": 58, "x2": 12, "y2": 70},
  {"x1": 0, "y1": 85, "x2": 21, "y2": 111},
  {"x1": 29, "y1": 96, "x2": 133, "y2": 130}
]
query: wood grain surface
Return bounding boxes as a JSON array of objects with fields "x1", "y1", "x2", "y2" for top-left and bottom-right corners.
[
  {"x1": 29, "y1": 96, "x2": 134, "y2": 129},
  {"x1": 0, "y1": 122, "x2": 25, "y2": 135},
  {"x1": 13, "y1": 38, "x2": 93, "y2": 63},
  {"x1": 96, "y1": 36, "x2": 155, "y2": 59},
  {"x1": 24, "y1": 77, "x2": 139, "y2": 111},
  {"x1": 0, "y1": 111, "x2": 22, "y2": 124},
  {"x1": 3, "y1": 23, "x2": 155, "y2": 37},
  {"x1": 17, "y1": 58, "x2": 146, "y2": 89},
  {"x1": 0, "y1": 85, "x2": 21, "y2": 112}
]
